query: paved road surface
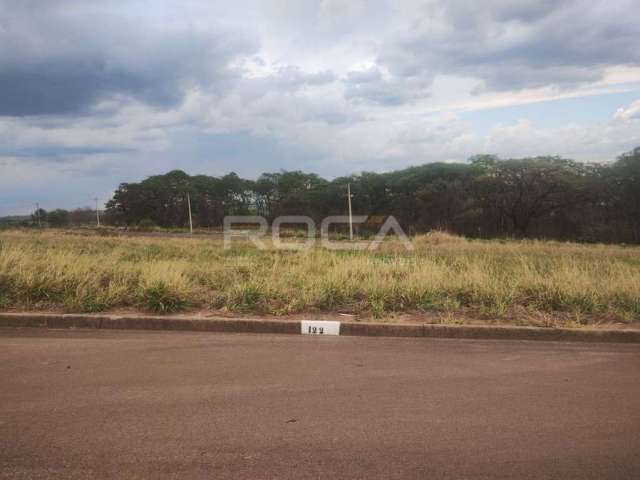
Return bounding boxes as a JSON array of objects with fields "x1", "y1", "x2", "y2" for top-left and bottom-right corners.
[{"x1": 1, "y1": 329, "x2": 639, "y2": 479}]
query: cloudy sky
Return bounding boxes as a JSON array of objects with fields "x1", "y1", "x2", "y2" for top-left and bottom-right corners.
[{"x1": 1, "y1": 0, "x2": 640, "y2": 215}]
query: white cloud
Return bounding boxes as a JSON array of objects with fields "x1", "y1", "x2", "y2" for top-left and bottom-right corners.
[{"x1": 614, "y1": 100, "x2": 640, "y2": 122}]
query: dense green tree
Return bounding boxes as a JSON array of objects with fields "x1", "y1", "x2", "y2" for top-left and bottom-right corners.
[
  {"x1": 46, "y1": 209, "x2": 69, "y2": 227},
  {"x1": 99, "y1": 148, "x2": 640, "y2": 243},
  {"x1": 472, "y1": 157, "x2": 592, "y2": 237},
  {"x1": 609, "y1": 147, "x2": 640, "y2": 242}
]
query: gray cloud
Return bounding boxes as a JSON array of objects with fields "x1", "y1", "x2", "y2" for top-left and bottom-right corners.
[
  {"x1": 0, "y1": 2, "x2": 257, "y2": 116},
  {"x1": 343, "y1": 66, "x2": 430, "y2": 106},
  {"x1": 374, "y1": 0, "x2": 640, "y2": 99},
  {"x1": 344, "y1": 68, "x2": 399, "y2": 105}
]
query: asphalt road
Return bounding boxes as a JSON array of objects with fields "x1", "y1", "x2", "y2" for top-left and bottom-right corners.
[{"x1": 1, "y1": 329, "x2": 639, "y2": 479}]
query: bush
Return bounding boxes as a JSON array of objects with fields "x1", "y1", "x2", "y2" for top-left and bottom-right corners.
[{"x1": 141, "y1": 281, "x2": 187, "y2": 313}]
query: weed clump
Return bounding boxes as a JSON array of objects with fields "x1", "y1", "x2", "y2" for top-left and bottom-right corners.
[{"x1": 141, "y1": 281, "x2": 187, "y2": 313}]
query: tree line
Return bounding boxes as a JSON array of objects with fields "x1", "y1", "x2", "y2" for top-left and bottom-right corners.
[
  {"x1": 0, "y1": 208, "x2": 99, "y2": 229},
  {"x1": 104, "y1": 147, "x2": 640, "y2": 243},
  {"x1": 10, "y1": 148, "x2": 639, "y2": 243}
]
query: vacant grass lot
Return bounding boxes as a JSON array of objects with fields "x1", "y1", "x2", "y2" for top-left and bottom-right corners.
[{"x1": 0, "y1": 230, "x2": 639, "y2": 326}]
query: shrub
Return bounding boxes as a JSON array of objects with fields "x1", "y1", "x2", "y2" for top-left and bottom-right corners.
[{"x1": 141, "y1": 281, "x2": 187, "y2": 313}]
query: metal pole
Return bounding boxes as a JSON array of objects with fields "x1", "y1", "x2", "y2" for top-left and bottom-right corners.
[
  {"x1": 347, "y1": 183, "x2": 353, "y2": 241},
  {"x1": 35, "y1": 202, "x2": 41, "y2": 228},
  {"x1": 187, "y1": 192, "x2": 193, "y2": 234},
  {"x1": 95, "y1": 197, "x2": 101, "y2": 226}
]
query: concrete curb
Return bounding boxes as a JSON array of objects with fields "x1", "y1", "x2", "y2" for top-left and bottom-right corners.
[{"x1": 0, "y1": 312, "x2": 639, "y2": 343}]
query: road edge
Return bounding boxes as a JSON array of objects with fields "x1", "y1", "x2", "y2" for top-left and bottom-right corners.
[{"x1": 1, "y1": 312, "x2": 639, "y2": 343}]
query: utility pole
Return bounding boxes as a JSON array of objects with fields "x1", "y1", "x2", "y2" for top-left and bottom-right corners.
[
  {"x1": 95, "y1": 197, "x2": 101, "y2": 226},
  {"x1": 347, "y1": 183, "x2": 353, "y2": 241},
  {"x1": 35, "y1": 202, "x2": 41, "y2": 228},
  {"x1": 187, "y1": 192, "x2": 193, "y2": 234}
]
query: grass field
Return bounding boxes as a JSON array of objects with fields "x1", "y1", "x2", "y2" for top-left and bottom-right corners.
[{"x1": 0, "y1": 229, "x2": 639, "y2": 327}]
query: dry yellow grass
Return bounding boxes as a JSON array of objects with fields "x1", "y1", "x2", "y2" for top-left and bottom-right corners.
[{"x1": 0, "y1": 229, "x2": 638, "y2": 326}]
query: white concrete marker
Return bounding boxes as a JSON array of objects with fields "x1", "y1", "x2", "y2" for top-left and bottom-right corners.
[{"x1": 301, "y1": 320, "x2": 341, "y2": 336}]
